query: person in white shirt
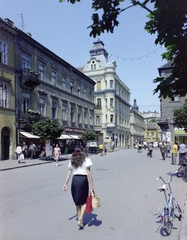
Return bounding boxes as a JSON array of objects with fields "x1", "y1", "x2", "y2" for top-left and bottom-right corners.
[
  {"x1": 63, "y1": 148, "x2": 94, "y2": 229},
  {"x1": 15, "y1": 143, "x2": 22, "y2": 163}
]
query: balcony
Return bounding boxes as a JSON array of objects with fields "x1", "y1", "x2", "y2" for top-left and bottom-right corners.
[
  {"x1": 19, "y1": 110, "x2": 41, "y2": 128},
  {"x1": 20, "y1": 68, "x2": 40, "y2": 90}
]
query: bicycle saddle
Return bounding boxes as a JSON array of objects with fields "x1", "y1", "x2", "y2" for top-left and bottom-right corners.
[{"x1": 158, "y1": 184, "x2": 167, "y2": 192}]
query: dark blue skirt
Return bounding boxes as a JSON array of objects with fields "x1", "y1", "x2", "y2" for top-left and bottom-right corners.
[{"x1": 71, "y1": 175, "x2": 89, "y2": 206}]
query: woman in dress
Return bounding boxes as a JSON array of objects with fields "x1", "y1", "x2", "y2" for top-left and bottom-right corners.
[
  {"x1": 63, "y1": 148, "x2": 94, "y2": 228},
  {"x1": 53, "y1": 144, "x2": 61, "y2": 166}
]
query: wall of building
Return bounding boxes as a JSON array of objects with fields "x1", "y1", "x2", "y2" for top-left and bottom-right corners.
[{"x1": 0, "y1": 18, "x2": 16, "y2": 160}]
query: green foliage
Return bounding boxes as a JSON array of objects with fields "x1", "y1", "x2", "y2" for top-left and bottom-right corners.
[
  {"x1": 31, "y1": 118, "x2": 64, "y2": 141},
  {"x1": 173, "y1": 100, "x2": 187, "y2": 132},
  {"x1": 149, "y1": 118, "x2": 156, "y2": 122},
  {"x1": 60, "y1": 0, "x2": 187, "y2": 99},
  {"x1": 80, "y1": 130, "x2": 97, "y2": 141}
]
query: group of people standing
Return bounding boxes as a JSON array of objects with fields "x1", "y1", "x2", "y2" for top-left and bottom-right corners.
[
  {"x1": 146, "y1": 140, "x2": 187, "y2": 165},
  {"x1": 15, "y1": 142, "x2": 36, "y2": 163}
]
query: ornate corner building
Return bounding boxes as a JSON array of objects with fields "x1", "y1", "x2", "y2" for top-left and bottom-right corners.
[{"x1": 81, "y1": 39, "x2": 131, "y2": 148}]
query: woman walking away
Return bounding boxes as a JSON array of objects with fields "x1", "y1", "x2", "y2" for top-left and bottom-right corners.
[
  {"x1": 53, "y1": 144, "x2": 61, "y2": 166},
  {"x1": 63, "y1": 148, "x2": 94, "y2": 229}
]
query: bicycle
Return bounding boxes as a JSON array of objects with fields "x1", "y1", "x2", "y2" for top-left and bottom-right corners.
[
  {"x1": 176, "y1": 158, "x2": 187, "y2": 182},
  {"x1": 156, "y1": 172, "x2": 182, "y2": 235}
]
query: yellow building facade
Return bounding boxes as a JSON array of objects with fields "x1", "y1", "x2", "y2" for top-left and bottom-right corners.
[{"x1": 0, "y1": 18, "x2": 16, "y2": 160}]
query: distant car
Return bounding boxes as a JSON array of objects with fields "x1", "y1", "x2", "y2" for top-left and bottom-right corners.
[{"x1": 87, "y1": 142, "x2": 98, "y2": 153}]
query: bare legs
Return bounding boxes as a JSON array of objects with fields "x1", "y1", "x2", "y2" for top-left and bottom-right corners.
[{"x1": 76, "y1": 204, "x2": 86, "y2": 228}]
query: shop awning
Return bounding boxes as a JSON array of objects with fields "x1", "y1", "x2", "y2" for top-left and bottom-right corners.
[
  {"x1": 58, "y1": 134, "x2": 73, "y2": 139},
  {"x1": 20, "y1": 131, "x2": 40, "y2": 139},
  {"x1": 69, "y1": 135, "x2": 80, "y2": 139}
]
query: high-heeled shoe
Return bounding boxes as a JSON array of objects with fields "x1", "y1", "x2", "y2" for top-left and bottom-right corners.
[{"x1": 77, "y1": 220, "x2": 84, "y2": 228}]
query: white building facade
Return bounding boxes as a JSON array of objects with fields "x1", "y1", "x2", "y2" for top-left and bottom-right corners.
[{"x1": 82, "y1": 39, "x2": 131, "y2": 148}]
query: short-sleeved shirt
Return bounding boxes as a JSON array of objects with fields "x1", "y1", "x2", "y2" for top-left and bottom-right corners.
[{"x1": 68, "y1": 157, "x2": 93, "y2": 175}]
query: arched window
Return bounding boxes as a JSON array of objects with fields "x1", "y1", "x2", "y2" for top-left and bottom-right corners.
[{"x1": 0, "y1": 82, "x2": 9, "y2": 108}]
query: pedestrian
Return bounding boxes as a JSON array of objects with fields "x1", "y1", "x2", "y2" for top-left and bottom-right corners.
[
  {"x1": 99, "y1": 143, "x2": 104, "y2": 156},
  {"x1": 63, "y1": 148, "x2": 94, "y2": 229},
  {"x1": 160, "y1": 141, "x2": 167, "y2": 160},
  {"x1": 127, "y1": 142, "x2": 130, "y2": 149},
  {"x1": 103, "y1": 145, "x2": 107, "y2": 155},
  {"x1": 53, "y1": 143, "x2": 61, "y2": 166},
  {"x1": 178, "y1": 141, "x2": 186, "y2": 165},
  {"x1": 147, "y1": 142, "x2": 153, "y2": 158},
  {"x1": 15, "y1": 143, "x2": 22, "y2": 163},
  {"x1": 171, "y1": 142, "x2": 178, "y2": 165},
  {"x1": 138, "y1": 142, "x2": 142, "y2": 153},
  {"x1": 166, "y1": 142, "x2": 171, "y2": 158},
  {"x1": 28, "y1": 142, "x2": 36, "y2": 159},
  {"x1": 22, "y1": 142, "x2": 28, "y2": 159},
  {"x1": 111, "y1": 140, "x2": 114, "y2": 151}
]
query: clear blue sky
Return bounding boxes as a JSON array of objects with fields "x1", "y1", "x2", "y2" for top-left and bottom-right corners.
[{"x1": 0, "y1": 0, "x2": 166, "y2": 113}]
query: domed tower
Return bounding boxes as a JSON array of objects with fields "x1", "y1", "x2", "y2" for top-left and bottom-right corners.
[{"x1": 131, "y1": 99, "x2": 139, "y2": 112}]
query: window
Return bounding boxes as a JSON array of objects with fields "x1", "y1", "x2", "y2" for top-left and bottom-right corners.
[
  {"x1": 90, "y1": 91, "x2": 92, "y2": 102},
  {"x1": 62, "y1": 77, "x2": 66, "y2": 91},
  {"x1": 90, "y1": 112, "x2": 93, "y2": 125},
  {"x1": 70, "y1": 105, "x2": 75, "y2": 122},
  {"x1": 110, "y1": 114, "x2": 113, "y2": 123},
  {"x1": 97, "y1": 81, "x2": 101, "y2": 90},
  {"x1": 171, "y1": 96, "x2": 179, "y2": 102},
  {"x1": 62, "y1": 103, "x2": 67, "y2": 120},
  {"x1": 70, "y1": 81, "x2": 74, "y2": 94},
  {"x1": 84, "y1": 110, "x2": 88, "y2": 124},
  {"x1": 110, "y1": 98, "x2": 113, "y2": 107},
  {"x1": 97, "y1": 98, "x2": 101, "y2": 107},
  {"x1": 39, "y1": 96, "x2": 45, "y2": 116},
  {"x1": 110, "y1": 80, "x2": 113, "y2": 88},
  {"x1": 0, "y1": 82, "x2": 9, "y2": 108},
  {"x1": 39, "y1": 63, "x2": 45, "y2": 81},
  {"x1": 77, "y1": 85, "x2": 81, "y2": 97},
  {"x1": 52, "y1": 100, "x2": 57, "y2": 119},
  {"x1": 0, "y1": 40, "x2": 8, "y2": 65},
  {"x1": 91, "y1": 61, "x2": 96, "y2": 70},
  {"x1": 96, "y1": 116, "x2": 100, "y2": 126},
  {"x1": 78, "y1": 108, "x2": 82, "y2": 123},
  {"x1": 151, "y1": 132, "x2": 154, "y2": 137},
  {"x1": 84, "y1": 88, "x2": 87, "y2": 99},
  {"x1": 22, "y1": 53, "x2": 30, "y2": 69},
  {"x1": 22, "y1": 92, "x2": 30, "y2": 113},
  {"x1": 52, "y1": 71, "x2": 56, "y2": 86}
]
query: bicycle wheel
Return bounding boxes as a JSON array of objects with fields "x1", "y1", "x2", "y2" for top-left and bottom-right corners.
[
  {"x1": 172, "y1": 199, "x2": 182, "y2": 220},
  {"x1": 163, "y1": 208, "x2": 172, "y2": 235},
  {"x1": 182, "y1": 166, "x2": 187, "y2": 182}
]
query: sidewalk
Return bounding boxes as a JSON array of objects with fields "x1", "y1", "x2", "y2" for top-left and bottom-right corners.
[
  {"x1": 0, "y1": 149, "x2": 187, "y2": 239},
  {"x1": 0, "y1": 154, "x2": 72, "y2": 171}
]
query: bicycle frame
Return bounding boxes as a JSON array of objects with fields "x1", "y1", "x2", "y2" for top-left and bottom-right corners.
[{"x1": 156, "y1": 171, "x2": 182, "y2": 235}]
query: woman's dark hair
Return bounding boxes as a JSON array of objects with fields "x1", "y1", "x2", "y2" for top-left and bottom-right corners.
[{"x1": 71, "y1": 148, "x2": 86, "y2": 168}]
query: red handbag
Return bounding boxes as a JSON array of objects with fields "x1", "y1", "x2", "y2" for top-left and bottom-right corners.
[{"x1": 86, "y1": 191, "x2": 93, "y2": 214}]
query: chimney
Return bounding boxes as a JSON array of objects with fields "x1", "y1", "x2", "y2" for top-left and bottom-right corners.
[{"x1": 4, "y1": 18, "x2": 14, "y2": 27}]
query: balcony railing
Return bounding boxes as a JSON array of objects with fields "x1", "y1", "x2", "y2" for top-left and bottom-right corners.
[{"x1": 21, "y1": 68, "x2": 40, "y2": 90}]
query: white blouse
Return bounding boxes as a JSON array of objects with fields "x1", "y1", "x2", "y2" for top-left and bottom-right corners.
[{"x1": 68, "y1": 157, "x2": 93, "y2": 175}]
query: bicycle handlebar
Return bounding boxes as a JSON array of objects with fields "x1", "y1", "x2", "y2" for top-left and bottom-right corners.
[{"x1": 155, "y1": 171, "x2": 178, "y2": 184}]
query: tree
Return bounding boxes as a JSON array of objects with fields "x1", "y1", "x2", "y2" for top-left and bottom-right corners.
[
  {"x1": 149, "y1": 118, "x2": 156, "y2": 122},
  {"x1": 31, "y1": 118, "x2": 64, "y2": 141},
  {"x1": 173, "y1": 100, "x2": 187, "y2": 132},
  {"x1": 60, "y1": 0, "x2": 187, "y2": 99},
  {"x1": 80, "y1": 130, "x2": 97, "y2": 141}
]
